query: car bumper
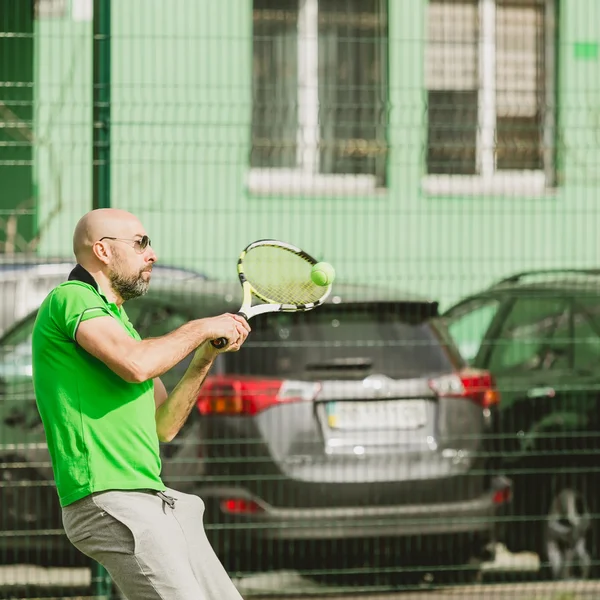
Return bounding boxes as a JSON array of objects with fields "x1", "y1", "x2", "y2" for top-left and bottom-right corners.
[{"x1": 198, "y1": 476, "x2": 512, "y2": 542}]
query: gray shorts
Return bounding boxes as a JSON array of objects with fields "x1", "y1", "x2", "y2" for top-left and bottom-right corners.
[{"x1": 62, "y1": 488, "x2": 243, "y2": 600}]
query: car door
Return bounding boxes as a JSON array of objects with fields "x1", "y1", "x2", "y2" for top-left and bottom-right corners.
[
  {"x1": 474, "y1": 295, "x2": 585, "y2": 461},
  {"x1": 562, "y1": 296, "x2": 600, "y2": 446}
]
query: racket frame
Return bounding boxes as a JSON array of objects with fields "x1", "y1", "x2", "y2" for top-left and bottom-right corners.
[{"x1": 211, "y1": 239, "x2": 333, "y2": 348}]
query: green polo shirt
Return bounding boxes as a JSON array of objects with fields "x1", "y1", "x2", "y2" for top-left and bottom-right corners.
[{"x1": 31, "y1": 269, "x2": 165, "y2": 507}]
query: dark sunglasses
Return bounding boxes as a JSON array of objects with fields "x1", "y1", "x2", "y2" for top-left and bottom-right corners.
[{"x1": 99, "y1": 235, "x2": 152, "y2": 254}]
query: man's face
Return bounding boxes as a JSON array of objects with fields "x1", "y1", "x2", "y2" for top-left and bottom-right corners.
[{"x1": 105, "y1": 223, "x2": 157, "y2": 302}]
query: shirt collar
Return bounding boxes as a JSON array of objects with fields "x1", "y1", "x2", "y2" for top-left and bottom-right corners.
[
  {"x1": 68, "y1": 264, "x2": 99, "y2": 290},
  {"x1": 67, "y1": 265, "x2": 126, "y2": 320},
  {"x1": 68, "y1": 265, "x2": 111, "y2": 304}
]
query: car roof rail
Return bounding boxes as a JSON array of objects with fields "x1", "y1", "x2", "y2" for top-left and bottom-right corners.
[{"x1": 494, "y1": 268, "x2": 600, "y2": 286}]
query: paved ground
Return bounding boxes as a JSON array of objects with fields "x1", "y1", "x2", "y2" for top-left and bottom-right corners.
[
  {"x1": 247, "y1": 582, "x2": 600, "y2": 600},
  {"x1": 0, "y1": 571, "x2": 597, "y2": 600},
  {"x1": 236, "y1": 567, "x2": 598, "y2": 600},
  {"x1": 0, "y1": 546, "x2": 594, "y2": 600}
]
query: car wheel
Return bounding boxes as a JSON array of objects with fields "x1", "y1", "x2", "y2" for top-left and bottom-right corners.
[{"x1": 538, "y1": 479, "x2": 597, "y2": 580}]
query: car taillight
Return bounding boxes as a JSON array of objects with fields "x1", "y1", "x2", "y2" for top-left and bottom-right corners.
[
  {"x1": 493, "y1": 486, "x2": 512, "y2": 505},
  {"x1": 197, "y1": 377, "x2": 321, "y2": 416},
  {"x1": 429, "y1": 369, "x2": 500, "y2": 408},
  {"x1": 220, "y1": 498, "x2": 264, "y2": 515}
]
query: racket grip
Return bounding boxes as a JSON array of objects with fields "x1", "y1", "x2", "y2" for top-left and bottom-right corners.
[
  {"x1": 210, "y1": 312, "x2": 249, "y2": 349},
  {"x1": 210, "y1": 337, "x2": 228, "y2": 349}
]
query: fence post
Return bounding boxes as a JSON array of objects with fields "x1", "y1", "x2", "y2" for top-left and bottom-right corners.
[
  {"x1": 92, "y1": 0, "x2": 112, "y2": 594},
  {"x1": 93, "y1": 0, "x2": 111, "y2": 211}
]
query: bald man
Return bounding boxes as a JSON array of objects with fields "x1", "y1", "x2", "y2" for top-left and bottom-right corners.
[{"x1": 32, "y1": 209, "x2": 250, "y2": 600}]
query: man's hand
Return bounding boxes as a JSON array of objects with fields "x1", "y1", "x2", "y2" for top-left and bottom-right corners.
[
  {"x1": 192, "y1": 314, "x2": 251, "y2": 367},
  {"x1": 202, "y1": 313, "x2": 251, "y2": 353}
]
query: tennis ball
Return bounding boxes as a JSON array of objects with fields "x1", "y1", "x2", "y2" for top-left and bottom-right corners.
[{"x1": 311, "y1": 262, "x2": 335, "y2": 286}]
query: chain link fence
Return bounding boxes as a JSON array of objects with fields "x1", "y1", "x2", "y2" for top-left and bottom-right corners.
[{"x1": 1, "y1": 0, "x2": 600, "y2": 598}]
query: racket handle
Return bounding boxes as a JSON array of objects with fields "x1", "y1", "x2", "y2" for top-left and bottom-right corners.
[{"x1": 209, "y1": 312, "x2": 248, "y2": 349}]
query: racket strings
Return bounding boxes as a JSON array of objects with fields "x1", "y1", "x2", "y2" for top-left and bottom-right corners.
[
  {"x1": 243, "y1": 245, "x2": 327, "y2": 305},
  {"x1": 256, "y1": 280, "x2": 321, "y2": 305}
]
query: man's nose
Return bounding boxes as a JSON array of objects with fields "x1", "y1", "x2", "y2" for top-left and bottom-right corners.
[{"x1": 146, "y1": 246, "x2": 157, "y2": 263}]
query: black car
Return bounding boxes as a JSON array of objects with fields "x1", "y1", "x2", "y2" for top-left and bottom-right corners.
[
  {"x1": 443, "y1": 269, "x2": 600, "y2": 581},
  {"x1": 0, "y1": 277, "x2": 510, "y2": 582}
]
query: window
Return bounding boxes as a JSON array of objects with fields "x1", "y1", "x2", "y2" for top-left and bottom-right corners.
[
  {"x1": 0, "y1": 312, "x2": 39, "y2": 434},
  {"x1": 133, "y1": 305, "x2": 188, "y2": 339},
  {"x1": 250, "y1": 0, "x2": 389, "y2": 194},
  {"x1": 125, "y1": 300, "x2": 197, "y2": 385},
  {"x1": 569, "y1": 311, "x2": 600, "y2": 372},
  {"x1": 425, "y1": 0, "x2": 557, "y2": 195},
  {"x1": 486, "y1": 297, "x2": 568, "y2": 372},
  {"x1": 224, "y1": 305, "x2": 453, "y2": 379},
  {"x1": 0, "y1": 311, "x2": 35, "y2": 371},
  {"x1": 0, "y1": 280, "x2": 20, "y2": 336},
  {"x1": 568, "y1": 298, "x2": 600, "y2": 372},
  {"x1": 445, "y1": 298, "x2": 500, "y2": 363}
]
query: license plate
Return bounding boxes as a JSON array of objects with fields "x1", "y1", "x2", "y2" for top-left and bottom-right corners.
[{"x1": 325, "y1": 400, "x2": 428, "y2": 431}]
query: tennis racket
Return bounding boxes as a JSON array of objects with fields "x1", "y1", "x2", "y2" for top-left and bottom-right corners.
[{"x1": 211, "y1": 239, "x2": 333, "y2": 349}]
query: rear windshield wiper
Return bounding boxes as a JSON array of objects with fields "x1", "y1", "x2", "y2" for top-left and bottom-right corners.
[{"x1": 305, "y1": 357, "x2": 373, "y2": 372}]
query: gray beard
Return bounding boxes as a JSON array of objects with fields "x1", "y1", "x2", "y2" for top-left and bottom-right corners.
[{"x1": 109, "y1": 269, "x2": 150, "y2": 302}]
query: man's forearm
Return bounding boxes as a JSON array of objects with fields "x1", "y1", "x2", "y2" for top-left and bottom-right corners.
[
  {"x1": 129, "y1": 320, "x2": 212, "y2": 382},
  {"x1": 155, "y1": 352, "x2": 215, "y2": 443}
]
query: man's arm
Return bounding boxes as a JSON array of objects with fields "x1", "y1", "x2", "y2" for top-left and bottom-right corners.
[
  {"x1": 153, "y1": 377, "x2": 168, "y2": 409},
  {"x1": 75, "y1": 313, "x2": 249, "y2": 383},
  {"x1": 154, "y1": 345, "x2": 220, "y2": 442}
]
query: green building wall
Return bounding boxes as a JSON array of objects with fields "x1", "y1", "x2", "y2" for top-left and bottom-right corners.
[{"x1": 33, "y1": 0, "x2": 600, "y2": 310}]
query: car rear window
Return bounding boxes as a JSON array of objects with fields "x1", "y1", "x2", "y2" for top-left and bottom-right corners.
[{"x1": 224, "y1": 304, "x2": 455, "y2": 379}]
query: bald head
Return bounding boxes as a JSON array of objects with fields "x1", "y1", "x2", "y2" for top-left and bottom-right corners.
[
  {"x1": 73, "y1": 209, "x2": 143, "y2": 263},
  {"x1": 71, "y1": 209, "x2": 156, "y2": 305}
]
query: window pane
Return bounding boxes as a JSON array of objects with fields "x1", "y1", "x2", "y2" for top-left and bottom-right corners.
[
  {"x1": 496, "y1": 0, "x2": 546, "y2": 170},
  {"x1": 487, "y1": 297, "x2": 569, "y2": 373},
  {"x1": 1, "y1": 312, "x2": 35, "y2": 348},
  {"x1": 143, "y1": 308, "x2": 188, "y2": 339},
  {"x1": 0, "y1": 312, "x2": 35, "y2": 413},
  {"x1": 125, "y1": 301, "x2": 188, "y2": 339},
  {"x1": 568, "y1": 298, "x2": 600, "y2": 371},
  {"x1": 225, "y1": 305, "x2": 453, "y2": 379},
  {"x1": 0, "y1": 280, "x2": 19, "y2": 335},
  {"x1": 427, "y1": 90, "x2": 478, "y2": 175},
  {"x1": 446, "y1": 299, "x2": 500, "y2": 363},
  {"x1": 569, "y1": 311, "x2": 600, "y2": 371},
  {"x1": 426, "y1": 0, "x2": 478, "y2": 175},
  {"x1": 318, "y1": 0, "x2": 388, "y2": 184},
  {"x1": 251, "y1": 0, "x2": 298, "y2": 169},
  {"x1": 426, "y1": 0, "x2": 478, "y2": 91}
]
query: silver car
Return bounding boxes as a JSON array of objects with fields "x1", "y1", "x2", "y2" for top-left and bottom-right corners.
[{"x1": 0, "y1": 255, "x2": 206, "y2": 335}]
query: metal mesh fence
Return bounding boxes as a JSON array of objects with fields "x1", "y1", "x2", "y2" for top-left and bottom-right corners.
[{"x1": 1, "y1": 0, "x2": 600, "y2": 598}]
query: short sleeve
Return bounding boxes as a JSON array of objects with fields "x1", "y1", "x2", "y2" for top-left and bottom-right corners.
[{"x1": 50, "y1": 282, "x2": 111, "y2": 340}]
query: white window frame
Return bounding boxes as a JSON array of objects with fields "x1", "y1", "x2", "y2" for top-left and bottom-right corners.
[
  {"x1": 422, "y1": 0, "x2": 557, "y2": 198},
  {"x1": 248, "y1": 0, "x2": 384, "y2": 196}
]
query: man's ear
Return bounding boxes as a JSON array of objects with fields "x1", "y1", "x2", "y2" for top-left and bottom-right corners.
[{"x1": 92, "y1": 240, "x2": 111, "y2": 265}]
